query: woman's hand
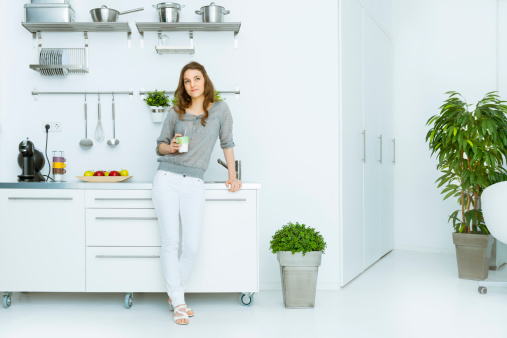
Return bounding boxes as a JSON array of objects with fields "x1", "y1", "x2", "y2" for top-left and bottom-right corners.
[
  {"x1": 225, "y1": 178, "x2": 242, "y2": 192},
  {"x1": 168, "y1": 134, "x2": 183, "y2": 154}
]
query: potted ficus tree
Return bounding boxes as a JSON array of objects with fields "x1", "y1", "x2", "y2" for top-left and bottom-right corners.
[
  {"x1": 143, "y1": 90, "x2": 170, "y2": 122},
  {"x1": 426, "y1": 91, "x2": 507, "y2": 280},
  {"x1": 270, "y1": 221, "x2": 327, "y2": 308}
]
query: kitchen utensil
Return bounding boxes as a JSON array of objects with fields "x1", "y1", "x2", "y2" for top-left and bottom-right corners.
[
  {"x1": 195, "y1": 2, "x2": 229, "y2": 22},
  {"x1": 90, "y1": 5, "x2": 144, "y2": 22},
  {"x1": 17, "y1": 138, "x2": 45, "y2": 182},
  {"x1": 95, "y1": 94, "x2": 105, "y2": 143},
  {"x1": 25, "y1": 3, "x2": 75, "y2": 23},
  {"x1": 153, "y1": 2, "x2": 184, "y2": 22},
  {"x1": 107, "y1": 94, "x2": 120, "y2": 147},
  {"x1": 80, "y1": 94, "x2": 93, "y2": 149}
]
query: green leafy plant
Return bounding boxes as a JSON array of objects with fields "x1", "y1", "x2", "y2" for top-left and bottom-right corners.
[
  {"x1": 170, "y1": 91, "x2": 225, "y2": 107},
  {"x1": 426, "y1": 91, "x2": 507, "y2": 234},
  {"x1": 270, "y1": 222, "x2": 327, "y2": 255},
  {"x1": 143, "y1": 90, "x2": 170, "y2": 107}
]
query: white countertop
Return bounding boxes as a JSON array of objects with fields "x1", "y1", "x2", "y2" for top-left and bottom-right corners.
[{"x1": 0, "y1": 181, "x2": 261, "y2": 190}]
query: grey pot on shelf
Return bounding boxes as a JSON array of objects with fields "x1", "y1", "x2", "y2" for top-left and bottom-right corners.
[
  {"x1": 277, "y1": 251, "x2": 322, "y2": 309},
  {"x1": 452, "y1": 232, "x2": 494, "y2": 280}
]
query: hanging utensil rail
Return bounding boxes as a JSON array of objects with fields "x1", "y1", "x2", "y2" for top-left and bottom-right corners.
[
  {"x1": 139, "y1": 88, "x2": 240, "y2": 100},
  {"x1": 32, "y1": 89, "x2": 134, "y2": 101}
]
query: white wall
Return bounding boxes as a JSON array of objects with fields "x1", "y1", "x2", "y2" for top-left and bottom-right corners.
[
  {"x1": 0, "y1": 1, "x2": 340, "y2": 289},
  {"x1": 392, "y1": 0, "x2": 498, "y2": 252},
  {"x1": 357, "y1": 0, "x2": 392, "y2": 38}
]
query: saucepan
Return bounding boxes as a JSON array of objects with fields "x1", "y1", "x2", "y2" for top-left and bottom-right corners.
[{"x1": 90, "y1": 5, "x2": 144, "y2": 22}]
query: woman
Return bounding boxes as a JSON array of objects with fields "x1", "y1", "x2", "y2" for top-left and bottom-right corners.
[{"x1": 151, "y1": 61, "x2": 242, "y2": 325}]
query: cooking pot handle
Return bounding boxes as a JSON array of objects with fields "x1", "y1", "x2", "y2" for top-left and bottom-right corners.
[
  {"x1": 119, "y1": 7, "x2": 144, "y2": 15},
  {"x1": 195, "y1": 10, "x2": 203, "y2": 14},
  {"x1": 223, "y1": 10, "x2": 230, "y2": 15}
]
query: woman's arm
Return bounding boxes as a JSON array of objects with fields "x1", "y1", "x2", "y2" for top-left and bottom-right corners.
[{"x1": 223, "y1": 147, "x2": 242, "y2": 192}]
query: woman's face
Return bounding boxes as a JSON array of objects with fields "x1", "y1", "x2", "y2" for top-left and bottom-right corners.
[{"x1": 183, "y1": 69, "x2": 205, "y2": 100}]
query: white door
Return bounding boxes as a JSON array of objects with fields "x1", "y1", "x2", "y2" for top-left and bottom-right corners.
[
  {"x1": 379, "y1": 28, "x2": 395, "y2": 255},
  {"x1": 340, "y1": 0, "x2": 365, "y2": 286},
  {"x1": 0, "y1": 189, "x2": 85, "y2": 292}
]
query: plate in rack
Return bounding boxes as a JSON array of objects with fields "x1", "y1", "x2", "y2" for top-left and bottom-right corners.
[{"x1": 76, "y1": 176, "x2": 132, "y2": 183}]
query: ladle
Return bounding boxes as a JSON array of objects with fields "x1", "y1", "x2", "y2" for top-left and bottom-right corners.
[
  {"x1": 79, "y1": 93, "x2": 93, "y2": 149},
  {"x1": 107, "y1": 93, "x2": 120, "y2": 147}
]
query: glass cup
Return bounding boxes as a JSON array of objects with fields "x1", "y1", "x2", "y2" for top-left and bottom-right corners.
[
  {"x1": 176, "y1": 136, "x2": 189, "y2": 153},
  {"x1": 53, "y1": 162, "x2": 66, "y2": 169}
]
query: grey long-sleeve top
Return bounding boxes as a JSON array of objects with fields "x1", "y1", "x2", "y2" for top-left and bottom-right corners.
[{"x1": 155, "y1": 101, "x2": 235, "y2": 179}]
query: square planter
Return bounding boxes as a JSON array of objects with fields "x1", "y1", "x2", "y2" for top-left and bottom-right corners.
[
  {"x1": 452, "y1": 232, "x2": 493, "y2": 280},
  {"x1": 277, "y1": 251, "x2": 322, "y2": 309}
]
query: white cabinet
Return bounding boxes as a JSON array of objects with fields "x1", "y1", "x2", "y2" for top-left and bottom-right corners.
[
  {"x1": 0, "y1": 185, "x2": 259, "y2": 307},
  {"x1": 340, "y1": 0, "x2": 394, "y2": 286},
  {"x1": 0, "y1": 189, "x2": 85, "y2": 292}
]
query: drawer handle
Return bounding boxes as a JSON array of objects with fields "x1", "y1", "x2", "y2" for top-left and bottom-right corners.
[
  {"x1": 95, "y1": 217, "x2": 158, "y2": 220},
  {"x1": 206, "y1": 199, "x2": 247, "y2": 202},
  {"x1": 94, "y1": 198, "x2": 152, "y2": 201},
  {"x1": 8, "y1": 197, "x2": 73, "y2": 200},
  {"x1": 96, "y1": 255, "x2": 160, "y2": 259}
]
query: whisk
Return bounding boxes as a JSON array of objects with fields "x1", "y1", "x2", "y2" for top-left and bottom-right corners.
[{"x1": 95, "y1": 93, "x2": 104, "y2": 142}]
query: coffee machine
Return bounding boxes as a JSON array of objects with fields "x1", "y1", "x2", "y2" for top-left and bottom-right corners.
[{"x1": 17, "y1": 137, "x2": 45, "y2": 182}]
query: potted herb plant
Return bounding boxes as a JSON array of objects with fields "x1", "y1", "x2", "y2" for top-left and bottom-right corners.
[
  {"x1": 270, "y1": 221, "x2": 327, "y2": 308},
  {"x1": 426, "y1": 91, "x2": 507, "y2": 280},
  {"x1": 143, "y1": 90, "x2": 170, "y2": 122}
]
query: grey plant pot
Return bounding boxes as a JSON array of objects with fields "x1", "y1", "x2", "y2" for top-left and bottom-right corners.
[
  {"x1": 452, "y1": 232, "x2": 493, "y2": 280},
  {"x1": 277, "y1": 251, "x2": 322, "y2": 309}
]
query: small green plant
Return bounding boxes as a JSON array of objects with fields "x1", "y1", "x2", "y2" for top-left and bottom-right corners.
[
  {"x1": 170, "y1": 91, "x2": 225, "y2": 108},
  {"x1": 270, "y1": 222, "x2": 327, "y2": 255},
  {"x1": 144, "y1": 90, "x2": 170, "y2": 107}
]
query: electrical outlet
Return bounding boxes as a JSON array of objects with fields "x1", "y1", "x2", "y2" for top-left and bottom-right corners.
[{"x1": 42, "y1": 122, "x2": 62, "y2": 132}]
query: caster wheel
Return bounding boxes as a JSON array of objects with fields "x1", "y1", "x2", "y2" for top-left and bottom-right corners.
[
  {"x1": 3, "y1": 294, "x2": 11, "y2": 308},
  {"x1": 125, "y1": 293, "x2": 133, "y2": 309},
  {"x1": 478, "y1": 286, "x2": 487, "y2": 295},
  {"x1": 240, "y1": 293, "x2": 254, "y2": 307}
]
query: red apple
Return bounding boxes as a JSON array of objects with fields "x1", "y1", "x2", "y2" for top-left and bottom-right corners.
[
  {"x1": 109, "y1": 170, "x2": 120, "y2": 176},
  {"x1": 94, "y1": 171, "x2": 104, "y2": 176}
]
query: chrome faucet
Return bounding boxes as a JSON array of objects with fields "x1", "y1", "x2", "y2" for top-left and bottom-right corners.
[{"x1": 217, "y1": 159, "x2": 241, "y2": 180}]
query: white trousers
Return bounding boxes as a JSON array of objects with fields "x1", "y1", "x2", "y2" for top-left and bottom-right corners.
[{"x1": 151, "y1": 170, "x2": 205, "y2": 306}]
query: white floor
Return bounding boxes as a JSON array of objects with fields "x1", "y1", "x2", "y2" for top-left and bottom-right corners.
[{"x1": 1, "y1": 250, "x2": 507, "y2": 338}]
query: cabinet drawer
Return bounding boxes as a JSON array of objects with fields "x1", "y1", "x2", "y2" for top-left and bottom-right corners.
[
  {"x1": 86, "y1": 209, "x2": 160, "y2": 246},
  {"x1": 85, "y1": 190, "x2": 154, "y2": 209},
  {"x1": 204, "y1": 189, "x2": 256, "y2": 202},
  {"x1": 86, "y1": 247, "x2": 165, "y2": 292}
]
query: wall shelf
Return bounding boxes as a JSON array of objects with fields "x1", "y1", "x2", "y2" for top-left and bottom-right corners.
[
  {"x1": 22, "y1": 22, "x2": 132, "y2": 48},
  {"x1": 135, "y1": 22, "x2": 241, "y2": 49}
]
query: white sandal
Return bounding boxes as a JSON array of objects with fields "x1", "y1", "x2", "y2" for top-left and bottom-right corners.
[
  {"x1": 169, "y1": 303, "x2": 189, "y2": 325},
  {"x1": 169, "y1": 301, "x2": 194, "y2": 317}
]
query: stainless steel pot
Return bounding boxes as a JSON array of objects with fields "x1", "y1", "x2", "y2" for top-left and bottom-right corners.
[
  {"x1": 153, "y1": 2, "x2": 184, "y2": 23},
  {"x1": 195, "y1": 2, "x2": 229, "y2": 23},
  {"x1": 90, "y1": 5, "x2": 144, "y2": 22}
]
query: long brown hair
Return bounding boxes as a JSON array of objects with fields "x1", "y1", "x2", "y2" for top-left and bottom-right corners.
[{"x1": 174, "y1": 61, "x2": 216, "y2": 126}]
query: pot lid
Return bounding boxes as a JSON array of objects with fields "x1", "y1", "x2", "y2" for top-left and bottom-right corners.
[
  {"x1": 200, "y1": 2, "x2": 225, "y2": 9},
  {"x1": 155, "y1": 2, "x2": 182, "y2": 9}
]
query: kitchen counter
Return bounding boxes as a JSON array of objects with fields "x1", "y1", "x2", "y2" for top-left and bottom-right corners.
[{"x1": 0, "y1": 181, "x2": 261, "y2": 190}]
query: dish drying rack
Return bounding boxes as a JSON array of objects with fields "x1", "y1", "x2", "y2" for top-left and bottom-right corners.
[{"x1": 30, "y1": 31, "x2": 89, "y2": 76}]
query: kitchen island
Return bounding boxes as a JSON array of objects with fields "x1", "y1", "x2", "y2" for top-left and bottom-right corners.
[{"x1": 0, "y1": 181, "x2": 260, "y2": 309}]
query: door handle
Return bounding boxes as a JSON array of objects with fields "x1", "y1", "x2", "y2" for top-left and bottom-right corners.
[
  {"x1": 392, "y1": 138, "x2": 396, "y2": 164},
  {"x1": 8, "y1": 197, "x2": 73, "y2": 200},
  {"x1": 94, "y1": 198, "x2": 152, "y2": 201},
  {"x1": 362, "y1": 130, "x2": 366, "y2": 163},
  {"x1": 95, "y1": 217, "x2": 158, "y2": 221},
  {"x1": 379, "y1": 134, "x2": 383, "y2": 164},
  {"x1": 95, "y1": 255, "x2": 160, "y2": 259},
  {"x1": 205, "y1": 199, "x2": 247, "y2": 202}
]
